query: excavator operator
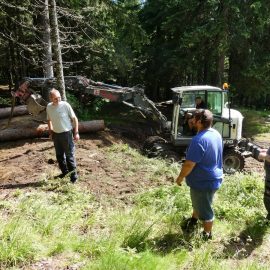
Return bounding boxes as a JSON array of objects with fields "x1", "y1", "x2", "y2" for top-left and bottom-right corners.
[{"x1": 195, "y1": 96, "x2": 206, "y2": 109}]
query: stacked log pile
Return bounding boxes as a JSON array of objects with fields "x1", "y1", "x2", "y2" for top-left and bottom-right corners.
[
  {"x1": 0, "y1": 108, "x2": 105, "y2": 142},
  {"x1": 0, "y1": 105, "x2": 28, "y2": 119}
]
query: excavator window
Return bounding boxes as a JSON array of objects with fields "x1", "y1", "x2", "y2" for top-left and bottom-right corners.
[
  {"x1": 181, "y1": 91, "x2": 206, "y2": 109},
  {"x1": 207, "y1": 91, "x2": 222, "y2": 115}
]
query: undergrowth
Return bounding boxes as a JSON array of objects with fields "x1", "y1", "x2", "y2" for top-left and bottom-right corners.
[{"x1": 241, "y1": 108, "x2": 270, "y2": 136}]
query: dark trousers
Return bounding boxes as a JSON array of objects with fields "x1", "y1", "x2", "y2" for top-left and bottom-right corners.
[
  {"x1": 264, "y1": 161, "x2": 270, "y2": 218},
  {"x1": 264, "y1": 178, "x2": 270, "y2": 218},
  {"x1": 52, "y1": 130, "x2": 77, "y2": 181}
]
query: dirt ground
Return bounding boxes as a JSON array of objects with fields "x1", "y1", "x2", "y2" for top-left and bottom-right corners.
[
  {"x1": 0, "y1": 113, "x2": 161, "y2": 200},
  {"x1": 0, "y1": 131, "x2": 137, "y2": 197},
  {"x1": 0, "y1": 114, "x2": 267, "y2": 201}
]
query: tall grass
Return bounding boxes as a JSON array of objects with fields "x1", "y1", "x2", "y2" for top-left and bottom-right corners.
[
  {"x1": 0, "y1": 144, "x2": 269, "y2": 269},
  {"x1": 0, "y1": 216, "x2": 38, "y2": 267}
]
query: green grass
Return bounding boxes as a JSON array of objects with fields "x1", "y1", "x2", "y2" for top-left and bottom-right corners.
[
  {"x1": 241, "y1": 107, "x2": 270, "y2": 136},
  {"x1": 0, "y1": 144, "x2": 269, "y2": 269},
  {"x1": 0, "y1": 97, "x2": 11, "y2": 106}
]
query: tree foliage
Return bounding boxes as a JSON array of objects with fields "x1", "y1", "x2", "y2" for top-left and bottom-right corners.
[{"x1": 0, "y1": 0, "x2": 270, "y2": 107}]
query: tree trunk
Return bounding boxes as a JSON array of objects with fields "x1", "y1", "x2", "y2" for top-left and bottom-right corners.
[
  {"x1": 40, "y1": 0, "x2": 54, "y2": 101},
  {"x1": 43, "y1": 0, "x2": 54, "y2": 78},
  {"x1": 16, "y1": 0, "x2": 26, "y2": 78},
  {"x1": 216, "y1": 53, "x2": 225, "y2": 86},
  {"x1": 215, "y1": 2, "x2": 229, "y2": 86},
  {"x1": 0, "y1": 105, "x2": 28, "y2": 119},
  {"x1": 48, "y1": 0, "x2": 66, "y2": 100},
  {"x1": 7, "y1": 21, "x2": 18, "y2": 86},
  {"x1": 0, "y1": 120, "x2": 105, "y2": 142}
]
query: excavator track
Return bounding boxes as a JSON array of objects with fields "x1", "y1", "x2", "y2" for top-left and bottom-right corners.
[{"x1": 142, "y1": 135, "x2": 182, "y2": 162}]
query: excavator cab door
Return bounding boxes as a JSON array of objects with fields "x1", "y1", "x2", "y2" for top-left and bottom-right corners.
[{"x1": 170, "y1": 91, "x2": 193, "y2": 146}]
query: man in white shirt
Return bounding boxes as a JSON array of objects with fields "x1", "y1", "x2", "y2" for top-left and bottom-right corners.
[{"x1": 47, "y1": 89, "x2": 79, "y2": 183}]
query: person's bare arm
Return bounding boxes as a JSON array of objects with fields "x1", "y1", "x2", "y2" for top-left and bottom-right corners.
[
  {"x1": 176, "y1": 160, "x2": 196, "y2": 186},
  {"x1": 48, "y1": 119, "x2": 53, "y2": 139},
  {"x1": 72, "y1": 116, "x2": 80, "y2": 141},
  {"x1": 258, "y1": 149, "x2": 270, "y2": 162}
]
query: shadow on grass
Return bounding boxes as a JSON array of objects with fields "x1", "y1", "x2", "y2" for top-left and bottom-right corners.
[
  {"x1": 222, "y1": 216, "x2": 269, "y2": 259},
  {"x1": 148, "y1": 232, "x2": 193, "y2": 254},
  {"x1": 121, "y1": 232, "x2": 193, "y2": 254},
  {"x1": 121, "y1": 217, "x2": 204, "y2": 254},
  {"x1": 0, "y1": 180, "x2": 46, "y2": 189}
]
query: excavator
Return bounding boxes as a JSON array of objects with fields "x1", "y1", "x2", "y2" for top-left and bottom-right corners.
[{"x1": 11, "y1": 76, "x2": 262, "y2": 174}]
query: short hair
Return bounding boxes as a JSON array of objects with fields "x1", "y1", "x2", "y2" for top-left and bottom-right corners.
[
  {"x1": 49, "y1": 88, "x2": 60, "y2": 97},
  {"x1": 193, "y1": 109, "x2": 213, "y2": 128}
]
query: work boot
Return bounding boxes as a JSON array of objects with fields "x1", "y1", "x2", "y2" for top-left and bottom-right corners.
[
  {"x1": 201, "y1": 231, "x2": 212, "y2": 241},
  {"x1": 70, "y1": 171, "x2": 78, "y2": 183},
  {"x1": 70, "y1": 177, "x2": 78, "y2": 183},
  {"x1": 181, "y1": 217, "x2": 198, "y2": 232},
  {"x1": 54, "y1": 172, "x2": 68, "y2": 179}
]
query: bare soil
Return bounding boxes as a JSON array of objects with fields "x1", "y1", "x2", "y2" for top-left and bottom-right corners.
[
  {"x1": 0, "y1": 131, "x2": 138, "y2": 198},
  {"x1": 0, "y1": 114, "x2": 267, "y2": 201},
  {"x1": 0, "y1": 114, "x2": 160, "y2": 201}
]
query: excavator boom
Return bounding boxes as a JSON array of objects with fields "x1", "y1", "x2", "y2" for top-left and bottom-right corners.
[{"x1": 13, "y1": 76, "x2": 168, "y2": 131}]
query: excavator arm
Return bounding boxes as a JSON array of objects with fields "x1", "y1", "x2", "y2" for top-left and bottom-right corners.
[{"x1": 13, "y1": 76, "x2": 168, "y2": 131}]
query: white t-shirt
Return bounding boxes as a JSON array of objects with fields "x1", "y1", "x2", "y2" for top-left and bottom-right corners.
[{"x1": 46, "y1": 101, "x2": 76, "y2": 133}]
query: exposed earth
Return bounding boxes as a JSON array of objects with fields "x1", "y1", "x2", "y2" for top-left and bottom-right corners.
[
  {"x1": 0, "y1": 113, "x2": 167, "y2": 200},
  {"x1": 0, "y1": 113, "x2": 267, "y2": 201}
]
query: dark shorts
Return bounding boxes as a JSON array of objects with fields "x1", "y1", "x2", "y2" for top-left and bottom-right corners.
[{"x1": 190, "y1": 188, "x2": 217, "y2": 222}]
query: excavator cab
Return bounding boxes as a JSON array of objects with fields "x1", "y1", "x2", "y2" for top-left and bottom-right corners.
[{"x1": 170, "y1": 86, "x2": 234, "y2": 145}]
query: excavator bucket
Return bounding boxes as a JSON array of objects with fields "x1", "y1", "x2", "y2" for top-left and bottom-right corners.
[{"x1": 26, "y1": 94, "x2": 47, "y2": 115}]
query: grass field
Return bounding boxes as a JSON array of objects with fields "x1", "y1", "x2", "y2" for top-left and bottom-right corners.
[
  {"x1": 0, "y1": 106, "x2": 269, "y2": 269},
  {"x1": 0, "y1": 143, "x2": 269, "y2": 270}
]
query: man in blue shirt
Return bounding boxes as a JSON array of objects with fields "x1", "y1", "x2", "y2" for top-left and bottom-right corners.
[{"x1": 176, "y1": 109, "x2": 223, "y2": 240}]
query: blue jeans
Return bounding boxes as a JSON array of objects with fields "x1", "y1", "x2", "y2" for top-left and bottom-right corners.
[
  {"x1": 52, "y1": 130, "x2": 77, "y2": 181},
  {"x1": 190, "y1": 188, "x2": 217, "y2": 222}
]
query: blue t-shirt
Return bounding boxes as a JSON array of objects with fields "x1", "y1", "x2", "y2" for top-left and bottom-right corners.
[{"x1": 186, "y1": 128, "x2": 223, "y2": 190}]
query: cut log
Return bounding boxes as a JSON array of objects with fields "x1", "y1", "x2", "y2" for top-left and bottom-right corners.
[
  {"x1": 78, "y1": 120, "x2": 105, "y2": 133},
  {"x1": 0, "y1": 120, "x2": 105, "y2": 142},
  {"x1": 0, "y1": 105, "x2": 28, "y2": 119}
]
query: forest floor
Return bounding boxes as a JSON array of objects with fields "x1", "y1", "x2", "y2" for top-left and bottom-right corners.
[
  {"x1": 1, "y1": 110, "x2": 270, "y2": 269},
  {"x1": 0, "y1": 114, "x2": 167, "y2": 202},
  {"x1": 0, "y1": 113, "x2": 267, "y2": 201}
]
